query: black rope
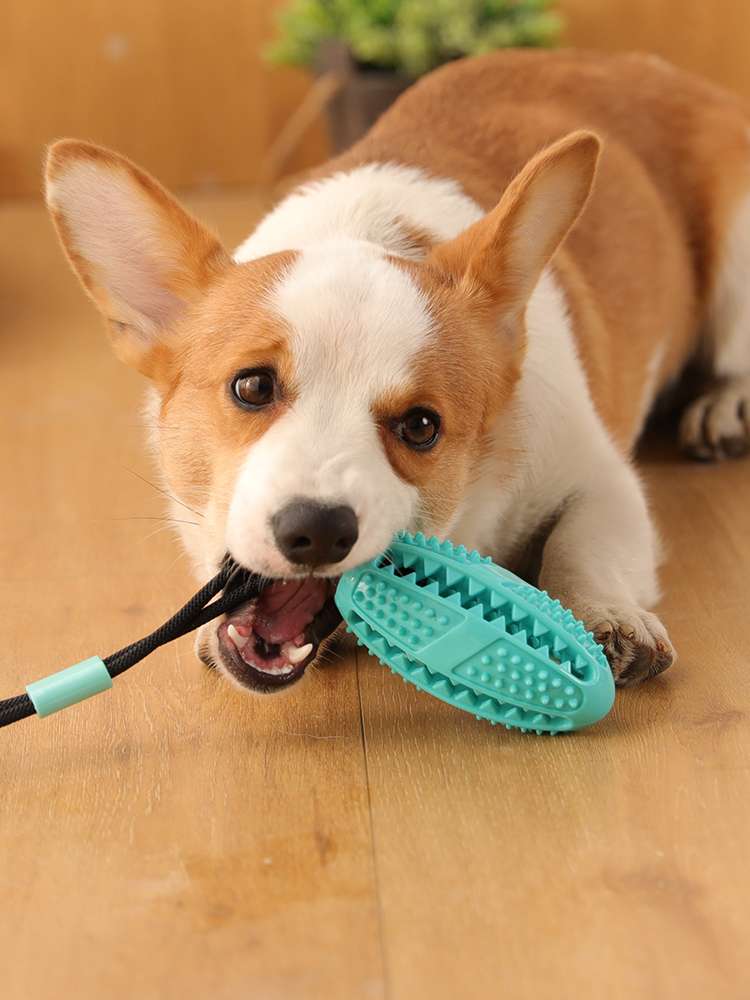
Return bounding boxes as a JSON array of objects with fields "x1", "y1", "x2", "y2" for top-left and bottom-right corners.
[{"x1": 0, "y1": 560, "x2": 262, "y2": 728}]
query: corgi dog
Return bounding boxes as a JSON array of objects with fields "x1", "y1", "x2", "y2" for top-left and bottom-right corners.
[{"x1": 45, "y1": 50, "x2": 750, "y2": 694}]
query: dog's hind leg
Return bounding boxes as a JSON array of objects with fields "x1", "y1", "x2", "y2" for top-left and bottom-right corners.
[{"x1": 680, "y1": 179, "x2": 750, "y2": 460}]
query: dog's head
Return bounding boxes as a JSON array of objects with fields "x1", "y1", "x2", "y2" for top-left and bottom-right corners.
[{"x1": 45, "y1": 133, "x2": 597, "y2": 692}]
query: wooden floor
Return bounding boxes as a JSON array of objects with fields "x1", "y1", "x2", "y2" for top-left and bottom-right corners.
[{"x1": 1, "y1": 193, "x2": 748, "y2": 1000}]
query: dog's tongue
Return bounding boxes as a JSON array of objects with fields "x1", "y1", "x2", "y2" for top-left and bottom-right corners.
[{"x1": 253, "y1": 578, "x2": 330, "y2": 644}]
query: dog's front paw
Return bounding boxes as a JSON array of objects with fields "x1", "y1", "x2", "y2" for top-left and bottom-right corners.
[{"x1": 573, "y1": 602, "x2": 675, "y2": 686}]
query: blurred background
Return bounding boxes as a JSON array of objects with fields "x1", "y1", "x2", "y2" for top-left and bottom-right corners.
[{"x1": 2, "y1": 0, "x2": 750, "y2": 201}]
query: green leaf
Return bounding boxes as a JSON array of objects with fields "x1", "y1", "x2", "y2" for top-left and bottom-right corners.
[{"x1": 266, "y1": 0, "x2": 562, "y2": 71}]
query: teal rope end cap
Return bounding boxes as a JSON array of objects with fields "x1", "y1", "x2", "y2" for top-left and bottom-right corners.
[{"x1": 26, "y1": 656, "x2": 112, "y2": 718}]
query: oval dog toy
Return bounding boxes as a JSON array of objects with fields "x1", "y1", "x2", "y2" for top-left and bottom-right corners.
[{"x1": 335, "y1": 532, "x2": 614, "y2": 734}]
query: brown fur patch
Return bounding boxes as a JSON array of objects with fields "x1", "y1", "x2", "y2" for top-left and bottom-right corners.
[
  {"x1": 373, "y1": 256, "x2": 523, "y2": 531},
  {"x1": 153, "y1": 253, "x2": 300, "y2": 515}
]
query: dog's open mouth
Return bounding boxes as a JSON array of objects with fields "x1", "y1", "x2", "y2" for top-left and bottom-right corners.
[{"x1": 217, "y1": 576, "x2": 343, "y2": 691}]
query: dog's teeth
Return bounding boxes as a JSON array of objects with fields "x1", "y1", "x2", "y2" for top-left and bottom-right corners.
[
  {"x1": 287, "y1": 642, "x2": 313, "y2": 665},
  {"x1": 227, "y1": 624, "x2": 249, "y2": 650}
]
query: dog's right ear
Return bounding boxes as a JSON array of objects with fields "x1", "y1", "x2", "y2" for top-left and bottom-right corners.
[{"x1": 45, "y1": 140, "x2": 231, "y2": 377}]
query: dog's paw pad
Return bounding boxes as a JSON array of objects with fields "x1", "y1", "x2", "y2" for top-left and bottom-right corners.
[{"x1": 680, "y1": 378, "x2": 750, "y2": 462}]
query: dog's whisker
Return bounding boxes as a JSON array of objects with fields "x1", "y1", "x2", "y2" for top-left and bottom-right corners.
[
  {"x1": 140, "y1": 523, "x2": 188, "y2": 544},
  {"x1": 121, "y1": 465, "x2": 205, "y2": 519},
  {"x1": 162, "y1": 547, "x2": 192, "y2": 575},
  {"x1": 107, "y1": 515, "x2": 200, "y2": 526}
]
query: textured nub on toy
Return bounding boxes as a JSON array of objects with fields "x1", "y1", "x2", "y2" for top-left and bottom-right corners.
[{"x1": 334, "y1": 532, "x2": 615, "y2": 734}]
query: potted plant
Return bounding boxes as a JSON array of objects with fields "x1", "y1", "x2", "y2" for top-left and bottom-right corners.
[{"x1": 267, "y1": 0, "x2": 563, "y2": 152}]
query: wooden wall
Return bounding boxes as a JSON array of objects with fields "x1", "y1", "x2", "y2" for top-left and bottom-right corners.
[
  {"x1": 0, "y1": 0, "x2": 328, "y2": 198},
  {"x1": 561, "y1": 0, "x2": 750, "y2": 97},
  {"x1": 1, "y1": 0, "x2": 750, "y2": 199}
]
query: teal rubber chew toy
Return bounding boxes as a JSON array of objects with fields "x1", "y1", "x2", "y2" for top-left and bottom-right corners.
[{"x1": 334, "y1": 531, "x2": 615, "y2": 734}]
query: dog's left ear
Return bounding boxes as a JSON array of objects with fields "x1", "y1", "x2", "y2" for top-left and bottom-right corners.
[
  {"x1": 45, "y1": 140, "x2": 231, "y2": 377},
  {"x1": 429, "y1": 130, "x2": 600, "y2": 331}
]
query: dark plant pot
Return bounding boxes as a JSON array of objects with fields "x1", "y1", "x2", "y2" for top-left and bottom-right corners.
[{"x1": 316, "y1": 41, "x2": 412, "y2": 153}]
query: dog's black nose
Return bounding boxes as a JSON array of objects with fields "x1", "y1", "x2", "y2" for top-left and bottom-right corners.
[{"x1": 272, "y1": 500, "x2": 359, "y2": 567}]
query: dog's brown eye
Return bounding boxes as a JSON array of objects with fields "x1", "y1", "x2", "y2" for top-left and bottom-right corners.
[
  {"x1": 393, "y1": 408, "x2": 441, "y2": 451},
  {"x1": 231, "y1": 369, "x2": 277, "y2": 410}
]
